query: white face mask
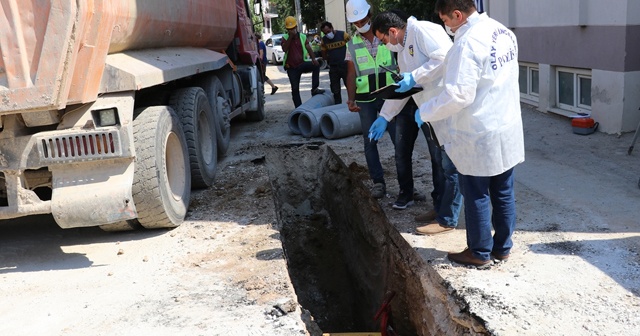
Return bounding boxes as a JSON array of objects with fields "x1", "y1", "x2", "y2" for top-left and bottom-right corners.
[
  {"x1": 385, "y1": 32, "x2": 404, "y2": 52},
  {"x1": 326, "y1": 32, "x2": 335, "y2": 39},
  {"x1": 356, "y1": 21, "x2": 371, "y2": 33},
  {"x1": 445, "y1": 25, "x2": 456, "y2": 36},
  {"x1": 445, "y1": 19, "x2": 467, "y2": 37}
]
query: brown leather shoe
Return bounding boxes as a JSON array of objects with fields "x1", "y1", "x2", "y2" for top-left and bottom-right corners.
[
  {"x1": 447, "y1": 248, "x2": 491, "y2": 267},
  {"x1": 414, "y1": 209, "x2": 437, "y2": 223},
  {"x1": 491, "y1": 252, "x2": 510, "y2": 261},
  {"x1": 416, "y1": 222, "x2": 454, "y2": 235}
]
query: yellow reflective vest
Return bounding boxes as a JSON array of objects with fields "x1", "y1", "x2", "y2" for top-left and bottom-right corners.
[{"x1": 347, "y1": 35, "x2": 398, "y2": 102}]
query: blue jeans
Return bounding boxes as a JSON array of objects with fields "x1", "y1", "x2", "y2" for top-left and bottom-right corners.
[
  {"x1": 459, "y1": 168, "x2": 517, "y2": 261},
  {"x1": 393, "y1": 100, "x2": 419, "y2": 198},
  {"x1": 286, "y1": 61, "x2": 321, "y2": 108},
  {"x1": 357, "y1": 99, "x2": 395, "y2": 185},
  {"x1": 424, "y1": 126, "x2": 462, "y2": 227}
]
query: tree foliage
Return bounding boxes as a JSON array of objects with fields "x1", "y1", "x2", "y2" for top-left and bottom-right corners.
[
  {"x1": 376, "y1": 0, "x2": 440, "y2": 23},
  {"x1": 268, "y1": 0, "x2": 441, "y2": 34},
  {"x1": 270, "y1": 0, "x2": 325, "y2": 33}
]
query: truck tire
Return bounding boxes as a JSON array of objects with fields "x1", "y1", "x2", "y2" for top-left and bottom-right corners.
[
  {"x1": 131, "y1": 106, "x2": 191, "y2": 229},
  {"x1": 244, "y1": 70, "x2": 266, "y2": 121},
  {"x1": 200, "y1": 76, "x2": 231, "y2": 157},
  {"x1": 169, "y1": 87, "x2": 218, "y2": 189}
]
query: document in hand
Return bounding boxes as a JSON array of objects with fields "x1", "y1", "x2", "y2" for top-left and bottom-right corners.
[{"x1": 367, "y1": 84, "x2": 423, "y2": 100}]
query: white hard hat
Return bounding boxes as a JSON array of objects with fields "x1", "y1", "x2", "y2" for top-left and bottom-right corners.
[{"x1": 345, "y1": 0, "x2": 371, "y2": 23}]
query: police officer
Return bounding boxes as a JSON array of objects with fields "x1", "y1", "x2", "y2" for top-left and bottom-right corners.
[{"x1": 416, "y1": 0, "x2": 525, "y2": 267}]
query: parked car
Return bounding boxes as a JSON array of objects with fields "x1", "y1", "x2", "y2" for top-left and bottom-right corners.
[{"x1": 265, "y1": 34, "x2": 284, "y2": 65}]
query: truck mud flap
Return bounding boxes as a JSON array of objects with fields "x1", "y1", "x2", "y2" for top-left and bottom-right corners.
[{"x1": 50, "y1": 159, "x2": 137, "y2": 228}]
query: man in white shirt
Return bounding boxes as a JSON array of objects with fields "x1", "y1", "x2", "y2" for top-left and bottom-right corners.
[
  {"x1": 416, "y1": 0, "x2": 525, "y2": 267},
  {"x1": 369, "y1": 10, "x2": 463, "y2": 227}
]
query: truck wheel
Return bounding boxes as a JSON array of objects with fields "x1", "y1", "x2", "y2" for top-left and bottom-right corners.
[
  {"x1": 169, "y1": 87, "x2": 218, "y2": 189},
  {"x1": 201, "y1": 76, "x2": 231, "y2": 157},
  {"x1": 244, "y1": 70, "x2": 266, "y2": 121},
  {"x1": 132, "y1": 106, "x2": 191, "y2": 229}
]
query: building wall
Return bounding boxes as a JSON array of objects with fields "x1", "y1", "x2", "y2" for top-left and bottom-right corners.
[
  {"x1": 324, "y1": 0, "x2": 347, "y2": 33},
  {"x1": 262, "y1": 0, "x2": 278, "y2": 40},
  {"x1": 486, "y1": 0, "x2": 640, "y2": 133}
]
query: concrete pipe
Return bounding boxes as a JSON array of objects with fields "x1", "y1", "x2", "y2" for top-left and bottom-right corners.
[
  {"x1": 320, "y1": 107, "x2": 362, "y2": 140},
  {"x1": 299, "y1": 104, "x2": 348, "y2": 138},
  {"x1": 287, "y1": 92, "x2": 334, "y2": 134}
]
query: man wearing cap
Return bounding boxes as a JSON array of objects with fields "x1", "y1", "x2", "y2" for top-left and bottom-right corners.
[
  {"x1": 282, "y1": 16, "x2": 325, "y2": 108},
  {"x1": 344, "y1": 0, "x2": 399, "y2": 199}
]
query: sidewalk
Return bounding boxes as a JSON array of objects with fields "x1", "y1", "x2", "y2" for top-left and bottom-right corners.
[{"x1": 404, "y1": 107, "x2": 640, "y2": 335}]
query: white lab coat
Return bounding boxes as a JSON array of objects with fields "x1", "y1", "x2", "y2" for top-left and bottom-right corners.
[
  {"x1": 379, "y1": 16, "x2": 452, "y2": 140},
  {"x1": 418, "y1": 12, "x2": 525, "y2": 177}
]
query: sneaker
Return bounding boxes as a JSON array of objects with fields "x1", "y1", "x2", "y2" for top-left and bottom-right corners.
[
  {"x1": 447, "y1": 248, "x2": 491, "y2": 267},
  {"x1": 392, "y1": 193, "x2": 414, "y2": 210},
  {"x1": 371, "y1": 183, "x2": 386, "y2": 199},
  {"x1": 416, "y1": 221, "x2": 455, "y2": 235},
  {"x1": 414, "y1": 209, "x2": 437, "y2": 223},
  {"x1": 412, "y1": 191, "x2": 427, "y2": 202},
  {"x1": 311, "y1": 88, "x2": 325, "y2": 96},
  {"x1": 271, "y1": 86, "x2": 279, "y2": 95}
]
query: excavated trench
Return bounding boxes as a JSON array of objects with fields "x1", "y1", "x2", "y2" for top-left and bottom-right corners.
[{"x1": 265, "y1": 144, "x2": 485, "y2": 335}]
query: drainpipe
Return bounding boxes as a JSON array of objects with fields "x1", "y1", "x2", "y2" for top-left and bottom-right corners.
[
  {"x1": 299, "y1": 104, "x2": 348, "y2": 138},
  {"x1": 320, "y1": 106, "x2": 362, "y2": 139},
  {"x1": 287, "y1": 92, "x2": 334, "y2": 134}
]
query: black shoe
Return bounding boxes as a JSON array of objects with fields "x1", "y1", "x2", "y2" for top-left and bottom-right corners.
[
  {"x1": 413, "y1": 191, "x2": 427, "y2": 202},
  {"x1": 271, "y1": 86, "x2": 278, "y2": 95},
  {"x1": 392, "y1": 191, "x2": 414, "y2": 210},
  {"x1": 311, "y1": 88, "x2": 325, "y2": 96}
]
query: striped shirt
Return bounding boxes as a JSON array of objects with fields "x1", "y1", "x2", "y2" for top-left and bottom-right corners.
[{"x1": 345, "y1": 32, "x2": 381, "y2": 61}]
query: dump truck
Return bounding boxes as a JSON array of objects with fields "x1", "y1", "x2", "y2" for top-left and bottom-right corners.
[{"x1": 0, "y1": 0, "x2": 266, "y2": 230}]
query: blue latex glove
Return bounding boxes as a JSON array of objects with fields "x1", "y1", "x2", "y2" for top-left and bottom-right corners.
[
  {"x1": 414, "y1": 109, "x2": 424, "y2": 128},
  {"x1": 368, "y1": 116, "x2": 388, "y2": 141},
  {"x1": 394, "y1": 72, "x2": 416, "y2": 92}
]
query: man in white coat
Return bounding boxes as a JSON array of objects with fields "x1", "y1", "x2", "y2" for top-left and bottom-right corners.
[
  {"x1": 369, "y1": 10, "x2": 463, "y2": 229},
  {"x1": 416, "y1": 0, "x2": 525, "y2": 267}
]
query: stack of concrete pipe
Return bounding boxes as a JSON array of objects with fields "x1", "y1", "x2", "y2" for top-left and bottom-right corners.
[{"x1": 288, "y1": 92, "x2": 362, "y2": 139}]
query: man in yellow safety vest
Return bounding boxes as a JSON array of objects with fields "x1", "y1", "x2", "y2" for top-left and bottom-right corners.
[
  {"x1": 282, "y1": 16, "x2": 325, "y2": 108},
  {"x1": 344, "y1": 0, "x2": 399, "y2": 200}
]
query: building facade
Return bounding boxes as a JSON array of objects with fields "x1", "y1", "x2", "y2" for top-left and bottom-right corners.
[
  {"x1": 261, "y1": 0, "x2": 278, "y2": 40},
  {"x1": 486, "y1": 0, "x2": 640, "y2": 134}
]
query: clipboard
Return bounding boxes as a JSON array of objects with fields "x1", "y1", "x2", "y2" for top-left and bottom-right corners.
[{"x1": 368, "y1": 84, "x2": 423, "y2": 100}]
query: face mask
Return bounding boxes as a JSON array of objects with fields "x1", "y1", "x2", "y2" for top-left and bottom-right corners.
[
  {"x1": 326, "y1": 32, "x2": 335, "y2": 39},
  {"x1": 356, "y1": 21, "x2": 371, "y2": 33},
  {"x1": 385, "y1": 32, "x2": 404, "y2": 52},
  {"x1": 445, "y1": 19, "x2": 467, "y2": 36}
]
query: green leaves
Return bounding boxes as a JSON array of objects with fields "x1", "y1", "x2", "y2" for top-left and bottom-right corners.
[{"x1": 268, "y1": 0, "x2": 441, "y2": 35}]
